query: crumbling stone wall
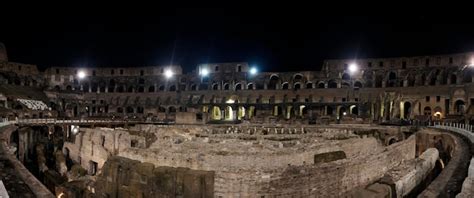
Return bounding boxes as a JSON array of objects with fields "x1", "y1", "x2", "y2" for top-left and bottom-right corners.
[
  {"x1": 63, "y1": 127, "x2": 149, "y2": 175},
  {"x1": 62, "y1": 125, "x2": 413, "y2": 197},
  {"x1": 94, "y1": 156, "x2": 214, "y2": 198}
]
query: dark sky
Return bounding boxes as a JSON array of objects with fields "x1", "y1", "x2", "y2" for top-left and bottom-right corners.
[{"x1": 1, "y1": 7, "x2": 474, "y2": 72}]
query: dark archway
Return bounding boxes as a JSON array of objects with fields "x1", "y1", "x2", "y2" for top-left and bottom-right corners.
[
  {"x1": 388, "y1": 72, "x2": 396, "y2": 87},
  {"x1": 342, "y1": 73, "x2": 350, "y2": 81},
  {"x1": 450, "y1": 74, "x2": 457, "y2": 84},
  {"x1": 317, "y1": 82, "x2": 325, "y2": 88},
  {"x1": 455, "y1": 100, "x2": 465, "y2": 115},
  {"x1": 294, "y1": 83, "x2": 301, "y2": 90},
  {"x1": 403, "y1": 102, "x2": 412, "y2": 119},
  {"x1": 268, "y1": 75, "x2": 279, "y2": 90},
  {"x1": 169, "y1": 85, "x2": 176, "y2": 92},
  {"x1": 148, "y1": 86, "x2": 155, "y2": 92},
  {"x1": 354, "y1": 81, "x2": 362, "y2": 88},
  {"x1": 235, "y1": 83, "x2": 242, "y2": 90},
  {"x1": 424, "y1": 106, "x2": 432, "y2": 116},
  {"x1": 328, "y1": 80, "x2": 338, "y2": 88}
]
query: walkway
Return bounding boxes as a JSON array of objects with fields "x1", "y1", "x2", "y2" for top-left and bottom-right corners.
[
  {"x1": 0, "y1": 136, "x2": 35, "y2": 197},
  {"x1": 431, "y1": 123, "x2": 474, "y2": 197}
]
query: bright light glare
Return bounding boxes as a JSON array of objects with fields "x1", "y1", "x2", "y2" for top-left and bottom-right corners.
[
  {"x1": 200, "y1": 68, "x2": 209, "y2": 76},
  {"x1": 165, "y1": 69, "x2": 173, "y2": 78},
  {"x1": 343, "y1": 112, "x2": 347, "y2": 116},
  {"x1": 77, "y1": 70, "x2": 86, "y2": 79},
  {"x1": 249, "y1": 67, "x2": 257, "y2": 75},
  {"x1": 348, "y1": 63, "x2": 358, "y2": 73}
]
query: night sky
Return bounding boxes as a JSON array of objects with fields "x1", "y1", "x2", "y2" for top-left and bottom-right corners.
[{"x1": 1, "y1": 7, "x2": 474, "y2": 72}]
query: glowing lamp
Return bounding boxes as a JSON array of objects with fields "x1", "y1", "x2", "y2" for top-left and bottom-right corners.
[
  {"x1": 77, "y1": 70, "x2": 86, "y2": 79},
  {"x1": 165, "y1": 69, "x2": 173, "y2": 79},
  {"x1": 249, "y1": 67, "x2": 258, "y2": 75}
]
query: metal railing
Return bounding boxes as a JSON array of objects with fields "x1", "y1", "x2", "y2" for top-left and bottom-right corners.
[
  {"x1": 0, "y1": 117, "x2": 173, "y2": 125},
  {"x1": 429, "y1": 121, "x2": 474, "y2": 133}
]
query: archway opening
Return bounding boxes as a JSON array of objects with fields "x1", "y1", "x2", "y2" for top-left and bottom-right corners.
[
  {"x1": 455, "y1": 100, "x2": 465, "y2": 115},
  {"x1": 225, "y1": 106, "x2": 234, "y2": 120},
  {"x1": 350, "y1": 105, "x2": 358, "y2": 115},
  {"x1": 424, "y1": 106, "x2": 432, "y2": 116},
  {"x1": 403, "y1": 102, "x2": 412, "y2": 119},
  {"x1": 328, "y1": 80, "x2": 338, "y2": 88},
  {"x1": 318, "y1": 82, "x2": 325, "y2": 88},
  {"x1": 268, "y1": 75, "x2": 279, "y2": 90}
]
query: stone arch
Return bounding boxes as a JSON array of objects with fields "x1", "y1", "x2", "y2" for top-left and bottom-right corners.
[
  {"x1": 268, "y1": 74, "x2": 280, "y2": 90},
  {"x1": 224, "y1": 106, "x2": 234, "y2": 120},
  {"x1": 235, "y1": 83, "x2": 242, "y2": 90},
  {"x1": 419, "y1": 73, "x2": 426, "y2": 86},
  {"x1": 350, "y1": 105, "x2": 358, "y2": 115},
  {"x1": 463, "y1": 70, "x2": 473, "y2": 83},
  {"x1": 115, "y1": 85, "x2": 123, "y2": 93},
  {"x1": 433, "y1": 106, "x2": 442, "y2": 119},
  {"x1": 273, "y1": 105, "x2": 283, "y2": 116},
  {"x1": 127, "y1": 86, "x2": 134, "y2": 92},
  {"x1": 341, "y1": 82, "x2": 350, "y2": 88},
  {"x1": 294, "y1": 82, "x2": 301, "y2": 90},
  {"x1": 338, "y1": 106, "x2": 347, "y2": 118},
  {"x1": 66, "y1": 85, "x2": 72, "y2": 91},
  {"x1": 342, "y1": 73, "x2": 350, "y2": 81},
  {"x1": 406, "y1": 73, "x2": 416, "y2": 87},
  {"x1": 247, "y1": 83, "x2": 254, "y2": 90},
  {"x1": 158, "y1": 85, "x2": 165, "y2": 91},
  {"x1": 108, "y1": 79, "x2": 116, "y2": 92},
  {"x1": 137, "y1": 106, "x2": 144, "y2": 114},
  {"x1": 237, "y1": 106, "x2": 246, "y2": 120},
  {"x1": 169, "y1": 85, "x2": 176, "y2": 92},
  {"x1": 450, "y1": 73, "x2": 457, "y2": 84},
  {"x1": 126, "y1": 106, "x2": 134, "y2": 113},
  {"x1": 211, "y1": 106, "x2": 221, "y2": 120},
  {"x1": 424, "y1": 106, "x2": 432, "y2": 116},
  {"x1": 455, "y1": 100, "x2": 465, "y2": 114},
  {"x1": 317, "y1": 81, "x2": 325, "y2": 88},
  {"x1": 148, "y1": 85, "x2": 155, "y2": 92},
  {"x1": 54, "y1": 85, "x2": 61, "y2": 91},
  {"x1": 328, "y1": 79, "x2": 338, "y2": 88},
  {"x1": 387, "y1": 71, "x2": 397, "y2": 87},
  {"x1": 223, "y1": 83, "x2": 230, "y2": 90},
  {"x1": 354, "y1": 81, "x2": 363, "y2": 88},
  {"x1": 306, "y1": 82, "x2": 313, "y2": 89},
  {"x1": 168, "y1": 106, "x2": 176, "y2": 113},
  {"x1": 327, "y1": 106, "x2": 334, "y2": 115},
  {"x1": 91, "y1": 83, "x2": 98, "y2": 92},
  {"x1": 403, "y1": 102, "x2": 412, "y2": 119},
  {"x1": 293, "y1": 73, "x2": 303, "y2": 81},
  {"x1": 282, "y1": 82, "x2": 289, "y2": 90},
  {"x1": 429, "y1": 69, "x2": 440, "y2": 85},
  {"x1": 158, "y1": 106, "x2": 166, "y2": 112},
  {"x1": 212, "y1": 83, "x2": 219, "y2": 90},
  {"x1": 190, "y1": 84, "x2": 197, "y2": 91},
  {"x1": 375, "y1": 73, "x2": 383, "y2": 87}
]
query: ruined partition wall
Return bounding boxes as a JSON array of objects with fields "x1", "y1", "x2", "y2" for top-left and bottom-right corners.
[
  {"x1": 62, "y1": 125, "x2": 415, "y2": 197},
  {"x1": 212, "y1": 135, "x2": 416, "y2": 197}
]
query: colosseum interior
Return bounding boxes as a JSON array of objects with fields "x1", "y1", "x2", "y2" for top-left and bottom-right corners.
[{"x1": 0, "y1": 42, "x2": 473, "y2": 198}]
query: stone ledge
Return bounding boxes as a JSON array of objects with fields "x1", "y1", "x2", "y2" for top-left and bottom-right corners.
[{"x1": 0, "y1": 125, "x2": 54, "y2": 198}]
